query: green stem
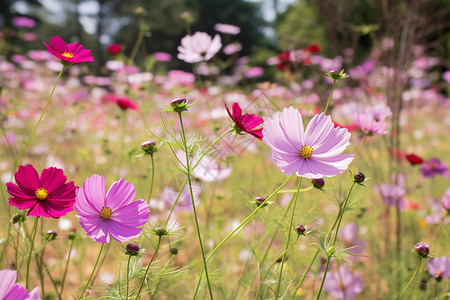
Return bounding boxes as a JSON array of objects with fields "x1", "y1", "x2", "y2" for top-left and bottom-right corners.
[
  {"x1": 147, "y1": 154, "x2": 155, "y2": 203},
  {"x1": 275, "y1": 177, "x2": 303, "y2": 298},
  {"x1": 291, "y1": 249, "x2": 319, "y2": 299},
  {"x1": 315, "y1": 255, "x2": 331, "y2": 300},
  {"x1": 126, "y1": 255, "x2": 132, "y2": 300},
  {"x1": 192, "y1": 129, "x2": 233, "y2": 171},
  {"x1": 59, "y1": 237, "x2": 75, "y2": 298},
  {"x1": 128, "y1": 23, "x2": 146, "y2": 65},
  {"x1": 135, "y1": 236, "x2": 162, "y2": 300},
  {"x1": 323, "y1": 79, "x2": 336, "y2": 115},
  {"x1": 79, "y1": 243, "x2": 105, "y2": 300},
  {"x1": 13, "y1": 66, "x2": 67, "y2": 173},
  {"x1": 332, "y1": 182, "x2": 356, "y2": 246},
  {"x1": 256, "y1": 235, "x2": 300, "y2": 299},
  {"x1": 177, "y1": 112, "x2": 214, "y2": 299},
  {"x1": 193, "y1": 174, "x2": 296, "y2": 299},
  {"x1": 26, "y1": 218, "x2": 39, "y2": 289},
  {"x1": 397, "y1": 258, "x2": 422, "y2": 300},
  {"x1": 164, "y1": 177, "x2": 188, "y2": 228}
]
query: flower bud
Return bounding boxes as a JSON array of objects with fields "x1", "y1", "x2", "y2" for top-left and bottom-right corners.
[
  {"x1": 44, "y1": 230, "x2": 58, "y2": 241},
  {"x1": 312, "y1": 178, "x2": 325, "y2": 189},
  {"x1": 141, "y1": 141, "x2": 157, "y2": 155},
  {"x1": 125, "y1": 243, "x2": 141, "y2": 255},
  {"x1": 153, "y1": 226, "x2": 168, "y2": 236},
  {"x1": 170, "y1": 98, "x2": 188, "y2": 112},
  {"x1": 170, "y1": 247, "x2": 179, "y2": 255},
  {"x1": 354, "y1": 172, "x2": 365, "y2": 183},
  {"x1": 11, "y1": 213, "x2": 26, "y2": 224},
  {"x1": 413, "y1": 242, "x2": 430, "y2": 258},
  {"x1": 296, "y1": 225, "x2": 306, "y2": 235},
  {"x1": 255, "y1": 196, "x2": 265, "y2": 206},
  {"x1": 324, "y1": 69, "x2": 349, "y2": 80}
]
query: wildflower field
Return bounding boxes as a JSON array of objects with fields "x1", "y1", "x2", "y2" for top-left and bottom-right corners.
[{"x1": 0, "y1": 1, "x2": 449, "y2": 299}]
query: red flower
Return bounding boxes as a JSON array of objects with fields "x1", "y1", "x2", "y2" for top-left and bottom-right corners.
[
  {"x1": 225, "y1": 102, "x2": 264, "y2": 140},
  {"x1": 277, "y1": 51, "x2": 292, "y2": 71},
  {"x1": 305, "y1": 43, "x2": 321, "y2": 53},
  {"x1": 333, "y1": 121, "x2": 359, "y2": 132},
  {"x1": 6, "y1": 165, "x2": 78, "y2": 218},
  {"x1": 406, "y1": 153, "x2": 424, "y2": 165},
  {"x1": 117, "y1": 97, "x2": 138, "y2": 110},
  {"x1": 44, "y1": 36, "x2": 94, "y2": 65},
  {"x1": 107, "y1": 43, "x2": 122, "y2": 55}
]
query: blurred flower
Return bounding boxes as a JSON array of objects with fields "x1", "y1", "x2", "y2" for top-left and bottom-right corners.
[
  {"x1": 106, "y1": 43, "x2": 122, "y2": 55},
  {"x1": 333, "y1": 122, "x2": 359, "y2": 132},
  {"x1": 75, "y1": 175, "x2": 150, "y2": 243},
  {"x1": 116, "y1": 97, "x2": 138, "y2": 111},
  {"x1": 13, "y1": 16, "x2": 36, "y2": 28},
  {"x1": 153, "y1": 52, "x2": 172, "y2": 62},
  {"x1": 421, "y1": 158, "x2": 447, "y2": 178},
  {"x1": 276, "y1": 51, "x2": 293, "y2": 71},
  {"x1": 163, "y1": 180, "x2": 202, "y2": 213},
  {"x1": 443, "y1": 71, "x2": 450, "y2": 84},
  {"x1": 44, "y1": 36, "x2": 94, "y2": 65},
  {"x1": 375, "y1": 183, "x2": 407, "y2": 210},
  {"x1": 305, "y1": 43, "x2": 321, "y2": 53},
  {"x1": 23, "y1": 33, "x2": 37, "y2": 41},
  {"x1": 353, "y1": 113, "x2": 388, "y2": 136},
  {"x1": 413, "y1": 242, "x2": 430, "y2": 258},
  {"x1": 7, "y1": 165, "x2": 78, "y2": 218},
  {"x1": 441, "y1": 188, "x2": 450, "y2": 211},
  {"x1": 0, "y1": 269, "x2": 40, "y2": 299},
  {"x1": 406, "y1": 153, "x2": 424, "y2": 165},
  {"x1": 226, "y1": 102, "x2": 264, "y2": 140},
  {"x1": 223, "y1": 43, "x2": 242, "y2": 55},
  {"x1": 214, "y1": 23, "x2": 241, "y2": 35},
  {"x1": 27, "y1": 50, "x2": 53, "y2": 61},
  {"x1": 262, "y1": 107, "x2": 354, "y2": 179},
  {"x1": 177, "y1": 150, "x2": 232, "y2": 182},
  {"x1": 177, "y1": 32, "x2": 222, "y2": 63},
  {"x1": 338, "y1": 223, "x2": 366, "y2": 262},
  {"x1": 427, "y1": 257, "x2": 450, "y2": 280},
  {"x1": 244, "y1": 66, "x2": 264, "y2": 78},
  {"x1": 323, "y1": 265, "x2": 364, "y2": 300}
]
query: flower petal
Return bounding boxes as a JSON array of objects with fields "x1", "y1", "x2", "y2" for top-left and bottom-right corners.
[
  {"x1": 105, "y1": 178, "x2": 136, "y2": 211},
  {"x1": 82, "y1": 174, "x2": 106, "y2": 211},
  {"x1": 14, "y1": 164, "x2": 40, "y2": 195}
]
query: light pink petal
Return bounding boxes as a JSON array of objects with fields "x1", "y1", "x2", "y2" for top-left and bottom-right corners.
[
  {"x1": 107, "y1": 220, "x2": 144, "y2": 243},
  {"x1": 299, "y1": 154, "x2": 354, "y2": 178},
  {"x1": 0, "y1": 270, "x2": 17, "y2": 299},
  {"x1": 280, "y1": 107, "x2": 304, "y2": 146},
  {"x1": 105, "y1": 179, "x2": 136, "y2": 211},
  {"x1": 79, "y1": 216, "x2": 110, "y2": 243},
  {"x1": 74, "y1": 186, "x2": 100, "y2": 216},
  {"x1": 82, "y1": 174, "x2": 106, "y2": 211},
  {"x1": 26, "y1": 287, "x2": 41, "y2": 300},
  {"x1": 304, "y1": 113, "x2": 333, "y2": 147},
  {"x1": 112, "y1": 199, "x2": 149, "y2": 227},
  {"x1": 313, "y1": 126, "x2": 351, "y2": 158},
  {"x1": 263, "y1": 109, "x2": 300, "y2": 154}
]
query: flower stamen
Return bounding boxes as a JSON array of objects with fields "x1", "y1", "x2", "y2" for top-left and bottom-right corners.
[
  {"x1": 35, "y1": 188, "x2": 48, "y2": 200},
  {"x1": 100, "y1": 207, "x2": 113, "y2": 220},
  {"x1": 61, "y1": 52, "x2": 74, "y2": 58},
  {"x1": 300, "y1": 145, "x2": 313, "y2": 159}
]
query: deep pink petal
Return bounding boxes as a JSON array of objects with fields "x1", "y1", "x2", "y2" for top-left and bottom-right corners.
[
  {"x1": 0, "y1": 270, "x2": 16, "y2": 299},
  {"x1": 9, "y1": 197, "x2": 36, "y2": 210},
  {"x1": 14, "y1": 164, "x2": 40, "y2": 195},
  {"x1": 105, "y1": 179, "x2": 136, "y2": 211},
  {"x1": 40, "y1": 167, "x2": 67, "y2": 194},
  {"x1": 49, "y1": 36, "x2": 68, "y2": 54},
  {"x1": 27, "y1": 202, "x2": 52, "y2": 218},
  {"x1": 231, "y1": 102, "x2": 242, "y2": 119},
  {"x1": 47, "y1": 181, "x2": 77, "y2": 200},
  {"x1": 6, "y1": 182, "x2": 35, "y2": 200},
  {"x1": 42, "y1": 200, "x2": 74, "y2": 218}
]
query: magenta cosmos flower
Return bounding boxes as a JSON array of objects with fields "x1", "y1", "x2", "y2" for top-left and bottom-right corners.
[
  {"x1": 0, "y1": 269, "x2": 40, "y2": 300},
  {"x1": 74, "y1": 175, "x2": 150, "y2": 243},
  {"x1": 44, "y1": 36, "x2": 94, "y2": 64},
  {"x1": 226, "y1": 102, "x2": 264, "y2": 140},
  {"x1": 7, "y1": 165, "x2": 77, "y2": 218},
  {"x1": 177, "y1": 32, "x2": 222, "y2": 63},
  {"x1": 263, "y1": 107, "x2": 354, "y2": 179}
]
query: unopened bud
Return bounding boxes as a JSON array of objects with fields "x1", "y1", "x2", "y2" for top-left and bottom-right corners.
[{"x1": 354, "y1": 172, "x2": 365, "y2": 183}]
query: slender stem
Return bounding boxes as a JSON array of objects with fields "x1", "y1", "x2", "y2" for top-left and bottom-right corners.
[
  {"x1": 315, "y1": 255, "x2": 331, "y2": 300},
  {"x1": 397, "y1": 258, "x2": 422, "y2": 300},
  {"x1": 15, "y1": 223, "x2": 21, "y2": 270},
  {"x1": 192, "y1": 129, "x2": 233, "y2": 171},
  {"x1": 13, "y1": 66, "x2": 67, "y2": 173},
  {"x1": 177, "y1": 112, "x2": 213, "y2": 299},
  {"x1": 126, "y1": 255, "x2": 132, "y2": 300},
  {"x1": 147, "y1": 154, "x2": 155, "y2": 203},
  {"x1": 79, "y1": 243, "x2": 105, "y2": 300},
  {"x1": 128, "y1": 22, "x2": 146, "y2": 65},
  {"x1": 164, "y1": 177, "x2": 188, "y2": 228},
  {"x1": 135, "y1": 236, "x2": 162, "y2": 300},
  {"x1": 26, "y1": 218, "x2": 39, "y2": 289},
  {"x1": 291, "y1": 249, "x2": 320, "y2": 299},
  {"x1": 275, "y1": 177, "x2": 303, "y2": 298},
  {"x1": 116, "y1": 111, "x2": 127, "y2": 177},
  {"x1": 59, "y1": 238, "x2": 75, "y2": 298},
  {"x1": 332, "y1": 182, "x2": 356, "y2": 246},
  {"x1": 323, "y1": 79, "x2": 336, "y2": 115},
  {"x1": 354, "y1": 135, "x2": 368, "y2": 158},
  {"x1": 193, "y1": 174, "x2": 296, "y2": 299},
  {"x1": 256, "y1": 236, "x2": 300, "y2": 300}
]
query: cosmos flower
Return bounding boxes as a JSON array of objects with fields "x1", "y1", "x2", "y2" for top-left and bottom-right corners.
[
  {"x1": 13, "y1": 16, "x2": 36, "y2": 28},
  {"x1": 74, "y1": 175, "x2": 150, "y2": 243},
  {"x1": 225, "y1": 102, "x2": 264, "y2": 140},
  {"x1": 214, "y1": 23, "x2": 241, "y2": 35},
  {"x1": 352, "y1": 113, "x2": 388, "y2": 136},
  {"x1": 7, "y1": 165, "x2": 77, "y2": 218},
  {"x1": 441, "y1": 188, "x2": 450, "y2": 211},
  {"x1": 406, "y1": 153, "x2": 424, "y2": 165},
  {"x1": 338, "y1": 223, "x2": 366, "y2": 262},
  {"x1": 421, "y1": 157, "x2": 447, "y2": 178},
  {"x1": 427, "y1": 257, "x2": 450, "y2": 280},
  {"x1": 177, "y1": 32, "x2": 222, "y2": 63},
  {"x1": 106, "y1": 43, "x2": 122, "y2": 55},
  {"x1": 262, "y1": 107, "x2": 354, "y2": 179},
  {"x1": 116, "y1": 97, "x2": 138, "y2": 111},
  {"x1": 44, "y1": 36, "x2": 94, "y2": 65},
  {"x1": 153, "y1": 52, "x2": 172, "y2": 62},
  {"x1": 0, "y1": 269, "x2": 40, "y2": 299},
  {"x1": 375, "y1": 183, "x2": 407, "y2": 210},
  {"x1": 323, "y1": 265, "x2": 364, "y2": 300},
  {"x1": 177, "y1": 150, "x2": 232, "y2": 182}
]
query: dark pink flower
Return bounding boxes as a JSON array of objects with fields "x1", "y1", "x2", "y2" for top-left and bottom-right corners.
[
  {"x1": 43, "y1": 36, "x2": 94, "y2": 64},
  {"x1": 225, "y1": 102, "x2": 264, "y2": 140},
  {"x1": 7, "y1": 165, "x2": 78, "y2": 218},
  {"x1": 13, "y1": 16, "x2": 36, "y2": 28},
  {"x1": 421, "y1": 158, "x2": 447, "y2": 178},
  {"x1": 106, "y1": 43, "x2": 122, "y2": 55},
  {"x1": 116, "y1": 97, "x2": 138, "y2": 110}
]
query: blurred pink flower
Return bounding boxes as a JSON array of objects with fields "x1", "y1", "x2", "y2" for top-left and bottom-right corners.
[
  {"x1": 427, "y1": 257, "x2": 450, "y2": 280},
  {"x1": 153, "y1": 52, "x2": 172, "y2": 62},
  {"x1": 443, "y1": 71, "x2": 450, "y2": 84},
  {"x1": 375, "y1": 183, "x2": 407, "y2": 210},
  {"x1": 177, "y1": 32, "x2": 222, "y2": 63},
  {"x1": 263, "y1": 107, "x2": 354, "y2": 179},
  {"x1": 338, "y1": 223, "x2": 366, "y2": 262},
  {"x1": 75, "y1": 175, "x2": 150, "y2": 243},
  {"x1": 7, "y1": 165, "x2": 78, "y2": 218},
  {"x1": 44, "y1": 36, "x2": 94, "y2": 64},
  {"x1": 0, "y1": 269, "x2": 40, "y2": 299},
  {"x1": 421, "y1": 158, "x2": 447, "y2": 178},
  {"x1": 244, "y1": 66, "x2": 264, "y2": 78},
  {"x1": 23, "y1": 32, "x2": 37, "y2": 41},
  {"x1": 323, "y1": 265, "x2": 364, "y2": 300},
  {"x1": 442, "y1": 188, "x2": 450, "y2": 211},
  {"x1": 28, "y1": 50, "x2": 53, "y2": 61},
  {"x1": 177, "y1": 150, "x2": 232, "y2": 182},
  {"x1": 223, "y1": 43, "x2": 242, "y2": 55},
  {"x1": 214, "y1": 23, "x2": 241, "y2": 35},
  {"x1": 13, "y1": 16, "x2": 36, "y2": 28},
  {"x1": 116, "y1": 97, "x2": 138, "y2": 111},
  {"x1": 353, "y1": 113, "x2": 388, "y2": 136}
]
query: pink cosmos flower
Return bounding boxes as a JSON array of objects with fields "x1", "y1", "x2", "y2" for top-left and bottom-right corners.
[
  {"x1": 177, "y1": 32, "x2": 222, "y2": 63},
  {"x1": 0, "y1": 269, "x2": 40, "y2": 299},
  {"x1": 353, "y1": 113, "x2": 388, "y2": 136},
  {"x1": 44, "y1": 36, "x2": 94, "y2": 64},
  {"x1": 225, "y1": 102, "x2": 264, "y2": 140},
  {"x1": 223, "y1": 43, "x2": 242, "y2": 55},
  {"x1": 244, "y1": 66, "x2": 264, "y2": 78},
  {"x1": 7, "y1": 165, "x2": 78, "y2": 218},
  {"x1": 323, "y1": 265, "x2": 364, "y2": 300},
  {"x1": 13, "y1": 16, "x2": 36, "y2": 28},
  {"x1": 441, "y1": 188, "x2": 450, "y2": 211},
  {"x1": 74, "y1": 175, "x2": 150, "y2": 243},
  {"x1": 427, "y1": 257, "x2": 450, "y2": 280},
  {"x1": 262, "y1": 107, "x2": 354, "y2": 179},
  {"x1": 116, "y1": 97, "x2": 138, "y2": 111},
  {"x1": 375, "y1": 183, "x2": 407, "y2": 210},
  {"x1": 214, "y1": 23, "x2": 241, "y2": 35},
  {"x1": 153, "y1": 52, "x2": 172, "y2": 62},
  {"x1": 421, "y1": 157, "x2": 447, "y2": 178}
]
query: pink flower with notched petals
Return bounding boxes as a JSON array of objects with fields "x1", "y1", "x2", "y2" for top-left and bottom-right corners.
[
  {"x1": 75, "y1": 175, "x2": 149, "y2": 243},
  {"x1": 226, "y1": 102, "x2": 264, "y2": 140},
  {"x1": 263, "y1": 107, "x2": 354, "y2": 179},
  {"x1": 44, "y1": 36, "x2": 94, "y2": 64},
  {"x1": 7, "y1": 165, "x2": 77, "y2": 218},
  {"x1": 323, "y1": 265, "x2": 364, "y2": 300},
  {"x1": 0, "y1": 269, "x2": 40, "y2": 299},
  {"x1": 427, "y1": 257, "x2": 450, "y2": 280},
  {"x1": 178, "y1": 32, "x2": 222, "y2": 63},
  {"x1": 353, "y1": 113, "x2": 388, "y2": 136}
]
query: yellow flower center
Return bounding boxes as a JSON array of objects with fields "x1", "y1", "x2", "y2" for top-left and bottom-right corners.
[
  {"x1": 300, "y1": 145, "x2": 313, "y2": 159},
  {"x1": 61, "y1": 52, "x2": 74, "y2": 58},
  {"x1": 100, "y1": 207, "x2": 113, "y2": 220},
  {"x1": 35, "y1": 188, "x2": 48, "y2": 200}
]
